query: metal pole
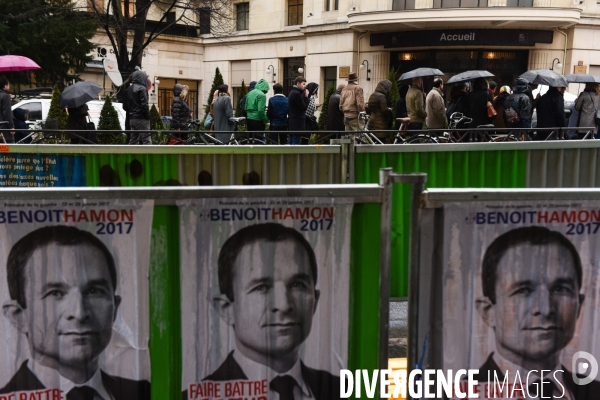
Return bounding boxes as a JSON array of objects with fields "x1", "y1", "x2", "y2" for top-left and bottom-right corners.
[
  {"x1": 405, "y1": 174, "x2": 426, "y2": 398},
  {"x1": 378, "y1": 167, "x2": 393, "y2": 400},
  {"x1": 379, "y1": 173, "x2": 426, "y2": 400},
  {"x1": 379, "y1": 168, "x2": 392, "y2": 384}
]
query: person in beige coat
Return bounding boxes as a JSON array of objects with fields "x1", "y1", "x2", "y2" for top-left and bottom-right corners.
[
  {"x1": 425, "y1": 78, "x2": 446, "y2": 129},
  {"x1": 406, "y1": 77, "x2": 427, "y2": 131}
]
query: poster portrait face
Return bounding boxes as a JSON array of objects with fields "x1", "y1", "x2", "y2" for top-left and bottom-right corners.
[
  {"x1": 480, "y1": 241, "x2": 583, "y2": 366},
  {"x1": 443, "y1": 202, "x2": 600, "y2": 399},
  {"x1": 180, "y1": 198, "x2": 352, "y2": 400},
  {"x1": 0, "y1": 200, "x2": 153, "y2": 398},
  {"x1": 217, "y1": 238, "x2": 320, "y2": 370},
  {"x1": 5, "y1": 241, "x2": 121, "y2": 376}
]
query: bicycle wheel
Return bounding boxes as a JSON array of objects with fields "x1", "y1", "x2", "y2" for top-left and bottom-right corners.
[{"x1": 406, "y1": 134, "x2": 438, "y2": 144}]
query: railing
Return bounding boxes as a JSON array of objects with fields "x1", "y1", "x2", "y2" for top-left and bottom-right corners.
[{"x1": 1, "y1": 126, "x2": 595, "y2": 146}]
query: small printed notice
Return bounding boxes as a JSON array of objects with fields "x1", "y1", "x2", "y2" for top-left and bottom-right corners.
[{"x1": 0, "y1": 154, "x2": 85, "y2": 187}]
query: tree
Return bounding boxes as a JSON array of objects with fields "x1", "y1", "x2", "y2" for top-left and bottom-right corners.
[
  {"x1": 318, "y1": 84, "x2": 336, "y2": 131},
  {"x1": 150, "y1": 104, "x2": 169, "y2": 144},
  {"x1": 87, "y1": 0, "x2": 235, "y2": 84},
  {"x1": 47, "y1": 85, "x2": 68, "y2": 129},
  {"x1": 0, "y1": 0, "x2": 98, "y2": 87},
  {"x1": 98, "y1": 96, "x2": 126, "y2": 144},
  {"x1": 235, "y1": 80, "x2": 247, "y2": 118},
  {"x1": 203, "y1": 67, "x2": 224, "y2": 122},
  {"x1": 387, "y1": 68, "x2": 400, "y2": 121}
]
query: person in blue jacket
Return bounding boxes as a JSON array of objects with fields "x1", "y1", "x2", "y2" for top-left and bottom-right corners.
[{"x1": 267, "y1": 83, "x2": 288, "y2": 144}]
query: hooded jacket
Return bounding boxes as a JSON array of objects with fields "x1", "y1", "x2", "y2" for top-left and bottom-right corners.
[
  {"x1": 368, "y1": 80, "x2": 393, "y2": 131},
  {"x1": 171, "y1": 84, "x2": 191, "y2": 129},
  {"x1": 406, "y1": 85, "x2": 427, "y2": 124},
  {"x1": 536, "y1": 86, "x2": 565, "y2": 129},
  {"x1": 467, "y1": 77, "x2": 494, "y2": 128},
  {"x1": 504, "y1": 79, "x2": 532, "y2": 128},
  {"x1": 126, "y1": 71, "x2": 150, "y2": 120},
  {"x1": 245, "y1": 79, "x2": 269, "y2": 123},
  {"x1": 240, "y1": 81, "x2": 256, "y2": 117}
]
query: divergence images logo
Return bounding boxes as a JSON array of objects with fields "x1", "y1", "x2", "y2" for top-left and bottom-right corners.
[{"x1": 572, "y1": 351, "x2": 599, "y2": 385}]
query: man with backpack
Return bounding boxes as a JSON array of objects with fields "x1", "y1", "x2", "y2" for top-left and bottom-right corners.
[{"x1": 503, "y1": 78, "x2": 532, "y2": 134}]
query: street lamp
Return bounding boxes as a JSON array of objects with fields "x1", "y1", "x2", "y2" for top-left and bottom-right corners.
[
  {"x1": 153, "y1": 76, "x2": 160, "y2": 93},
  {"x1": 297, "y1": 64, "x2": 306, "y2": 74},
  {"x1": 266, "y1": 64, "x2": 276, "y2": 83},
  {"x1": 551, "y1": 58, "x2": 563, "y2": 71},
  {"x1": 359, "y1": 60, "x2": 371, "y2": 81}
]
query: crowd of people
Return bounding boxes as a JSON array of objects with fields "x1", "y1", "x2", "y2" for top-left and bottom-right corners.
[
  {"x1": 2, "y1": 69, "x2": 599, "y2": 145},
  {"x1": 395, "y1": 76, "x2": 600, "y2": 140}
]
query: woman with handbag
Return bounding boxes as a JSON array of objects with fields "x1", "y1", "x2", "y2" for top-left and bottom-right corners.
[
  {"x1": 304, "y1": 82, "x2": 320, "y2": 143},
  {"x1": 575, "y1": 83, "x2": 600, "y2": 139},
  {"x1": 467, "y1": 78, "x2": 495, "y2": 131}
]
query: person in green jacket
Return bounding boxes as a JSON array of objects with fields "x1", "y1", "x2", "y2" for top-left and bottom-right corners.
[{"x1": 245, "y1": 79, "x2": 270, "y2": 142}]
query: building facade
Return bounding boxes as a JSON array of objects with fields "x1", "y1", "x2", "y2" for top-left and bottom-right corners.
[{"x1": 82, "y1": 0, "x2": 600, "y2": 117}]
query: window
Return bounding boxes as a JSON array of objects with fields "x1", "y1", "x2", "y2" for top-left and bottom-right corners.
[
  {"x1": 165, "y1": 11, "x2": 176, "y2": 24},
  {"x1": 236, "y1": 3, "x2": 249, "y2": 31},
  {"x1": 323, "y1": 67, "x2": 337, "y2": 93},
  {"x1": 121, "y1": 0, "x2": 135, "y2": 17},
  {"x1": 288, "y1": 0, "x2": 303, "y2": 26},
  {"x1": 325, "y1": 0, "x2": 338, "y2": 11},
  {"x1": 198, "y1": 7, "x2": 211, "y2": 35},
  {"x1": 87, "y1": 0, "x2": 103, "y2": 12}
]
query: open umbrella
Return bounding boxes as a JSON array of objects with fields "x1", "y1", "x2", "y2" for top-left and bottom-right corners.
[
  {"x1": 447, "y1": 70, "x2": 494, "y2": 84},
  {"x1": 58, "y1": 81, "x2": 103, "y2": 108},
  {"x1": 0, "y1": 55, "x2": 40, "y2": 72},
  {"x1": 399, "y1": 68, "x2": 444, "y2": 81},
  {"x1": 519, "y1": 69, "x2": 568, "y2": 87},
  {"x1": 564, "y1": 74, "x2": 600, "y2": 84}
]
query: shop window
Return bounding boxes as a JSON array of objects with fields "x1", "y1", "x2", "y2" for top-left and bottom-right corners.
[
  {"x1": 198, "y1": 7, "x2": 211, "y2": 35},
  {"x1": 236, "y1": 3, "x2": 249, "y2": 31},
  {"x1": 288, "y1": 0, "x2": 303, "y2": 26}
]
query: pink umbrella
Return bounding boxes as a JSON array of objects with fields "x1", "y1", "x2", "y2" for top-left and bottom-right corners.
[{"x1": 0, "y1": 55, "x2": 40, "y2": 72}]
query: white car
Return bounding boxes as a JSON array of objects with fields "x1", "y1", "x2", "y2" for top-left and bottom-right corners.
[{"x1": 11, "y1": 99, "x2": 126, "y2": 130}]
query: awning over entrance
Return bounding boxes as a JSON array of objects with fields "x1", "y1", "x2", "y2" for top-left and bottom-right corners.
[{"x1": 348, "y1": 7, "x2": 580, "y2": 31}]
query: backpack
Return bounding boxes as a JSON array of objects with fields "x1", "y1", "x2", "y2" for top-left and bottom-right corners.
[
  {"x1": 504, "y1": 96, "x2": 522, "y2": 124},
  {"x1": 240, "y1": 95, "x2": 248, "y2": 118}
]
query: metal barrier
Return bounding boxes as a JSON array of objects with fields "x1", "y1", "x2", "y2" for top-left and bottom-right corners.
[
  {"x1": 413, "y1": 188, "x2": 600, "y2": 398},
  {"x1": 0, "y1": 176, "x2": 427, "y2": 400}
]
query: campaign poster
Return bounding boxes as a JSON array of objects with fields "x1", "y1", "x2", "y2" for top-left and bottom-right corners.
[
  {"x1": 443, "y1": 201, "x2": 600, "y2": 400},
  {"x1": 180, "y1": 198, "x2": 353, "y2": 400},
  {"x1": 0, "y1": 199, "x2": 153, "y2": 399}
]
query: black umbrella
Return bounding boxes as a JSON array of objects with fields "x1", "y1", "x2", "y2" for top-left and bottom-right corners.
[
  {"x1": 447, "y1": 70, "x2": 494, "y2": 84},
  {"x1": 399, "y1": 68, "x2": 444, "y2": 81},
  {"x1": 58, "y1": 81, "x2": 103, "y2": 108},
  {"x1": 564, "y1": 74, "x2": 600, "y2": 84},
  {"x1": 519, "y1": 69, "x2": 568, "y2": 87}
]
